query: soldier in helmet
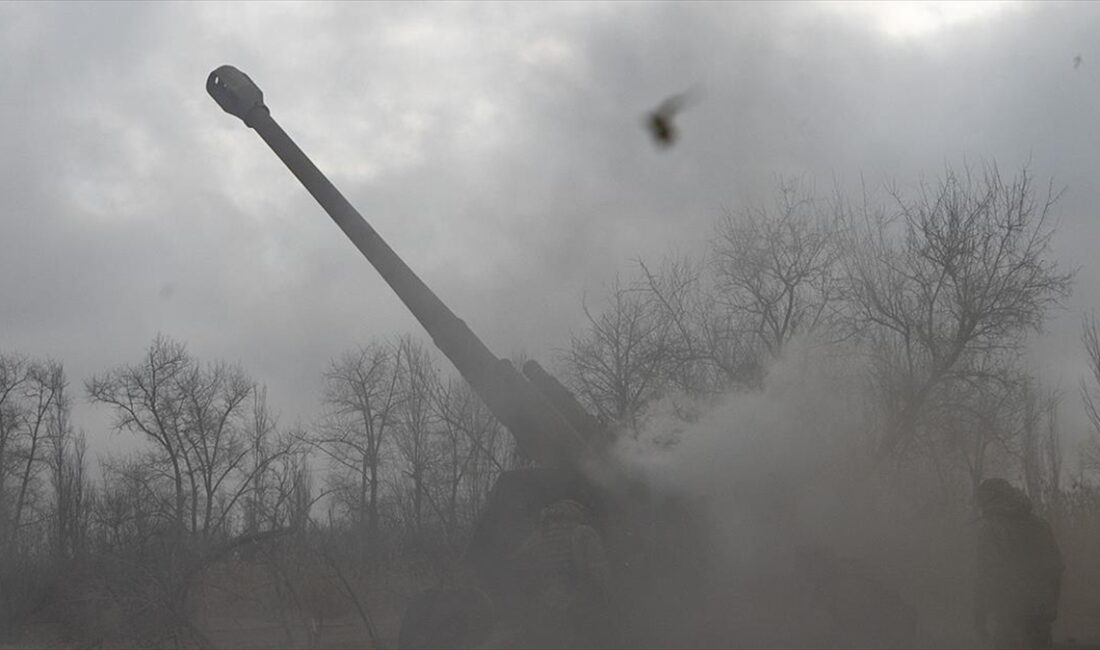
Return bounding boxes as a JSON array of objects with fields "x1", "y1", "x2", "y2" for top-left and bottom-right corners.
[
  {"x1": 973, "y1": 478, "x2": 1064, "y2": 649},
  {"x1": 511, "y1": 499, "x2": 611, "y2": 648}
]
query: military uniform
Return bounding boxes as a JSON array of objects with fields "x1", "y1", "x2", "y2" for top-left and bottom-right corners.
[
  {"x1": 512, "y1": 500, "x2": 611, "y2": 648},
  {"x1": 974, "y1": 479, "x2": 1064, "y2": 650}
]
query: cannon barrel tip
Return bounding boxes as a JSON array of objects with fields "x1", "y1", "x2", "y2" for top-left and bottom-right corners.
[{"x1": 207, "y1": 65, "x2": 268, "y2": 127}]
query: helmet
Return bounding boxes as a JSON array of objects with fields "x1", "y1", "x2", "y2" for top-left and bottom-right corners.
[{"x1": 976, "y1": 478, "x2": 1032, "y2": 516}]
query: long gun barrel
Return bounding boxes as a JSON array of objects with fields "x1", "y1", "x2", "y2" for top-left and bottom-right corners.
[{"x1": 207, "y1": 65, "x2": 602, "y2": 472}]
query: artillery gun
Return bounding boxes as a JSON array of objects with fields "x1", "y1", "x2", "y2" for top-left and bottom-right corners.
[{"x1": 207, "y1": 66, "x2": 707, "y2": 648}]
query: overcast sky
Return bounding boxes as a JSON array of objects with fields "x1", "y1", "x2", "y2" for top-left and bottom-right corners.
[{"x1": 2, "y1": 1, "x2": 1099, "y2": 456}]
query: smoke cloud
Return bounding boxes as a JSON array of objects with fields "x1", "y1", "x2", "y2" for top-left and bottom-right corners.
[{"x1": 618, "y1": 340, "x2": 976, "y2": 647}]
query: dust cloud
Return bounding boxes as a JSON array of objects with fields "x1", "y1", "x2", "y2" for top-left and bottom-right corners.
[{"x1": 617, "y1": 339, "x2": 977, "y2": 648}]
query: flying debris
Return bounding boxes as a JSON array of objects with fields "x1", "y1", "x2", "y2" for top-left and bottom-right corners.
[
  {"x1": 645, "y1": 88, "x2": 702, "y2": 149},
  {"x1": 1074, "y1": 54, "x2": 1083, "y2": 69}
]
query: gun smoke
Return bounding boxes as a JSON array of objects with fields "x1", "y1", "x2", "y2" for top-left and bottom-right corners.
[{"x1": 617, "y1": 339, "x2": 975, "y2": 648}]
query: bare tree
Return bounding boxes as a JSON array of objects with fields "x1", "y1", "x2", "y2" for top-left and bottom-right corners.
[
  {"x1": 0, "y1": 353, "x2": 30, "y2": 539},
  {"x1": 638, "y1": 255, "x2": 763, "y2": 399},
  {"x1": 87, "y1": 336, "x2": 192, "y2": 535},
  {"x1": 431, "y1": 376, "x2": 509, "y2": 545},
  {"x1": 312, "y1": 341, "x2": 402, "y2": 540},
  {"x1": 559, "y1": 181, "x2": 843, "y2": 432},
  {"x1": 562, "y1": 278, "x2": 670, "y2": 436},
  {"x1": 87, "y1": 336, "x2": 285, "y2": 544},
  {"x1": 0, "y1": 356, "x2": 82, "y2": 640},
  {"x1": 846, "y1": 164, "x2": 1073, "y2": 455},
  {"x1": 392, "y1": 335, "x2": 440, "y2": 536},
  {"x1": 86, "y1": 335, "x2": 292, "y2": 646},
  {"x1": 245, "y1": 421, "x2": 314, "y2": 538},
  {"x1": 923, "y1": 356, "x2": 1030, "y2": 493},
  {"x1": 7, "y1": 360, "x2": 65, "y2": 549},
  {"x1": 243, "y1": 387, "x2": 278, "y2": 535},
  {"x1": 1020, "y1": 382, "x2": 1062, "y2": 511},
  {"x1": 177, "y1": 359, "x2": 256, "y2": 541},
  {"x1": 92, "y1": 453, "x2": 169, "y2": 554},
  {"x1": 712, "y1": 178, "x2": 845, "y2": 357},
  {"x1": 46, "y1": 372, "x2": 90, "y2": 560}
]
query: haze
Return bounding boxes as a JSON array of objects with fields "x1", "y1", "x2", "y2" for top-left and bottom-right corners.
[{"x1": 2, "y1": 2, "x2": 1096, "y2": 452}]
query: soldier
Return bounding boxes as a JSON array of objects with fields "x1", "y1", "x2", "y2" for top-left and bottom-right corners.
[
  {"x1": 973, "y1": 478, "x2": 1064, "y2": 649},
  {"x1": 512, "y1": 499, "x2": 611, "y2": 648}
]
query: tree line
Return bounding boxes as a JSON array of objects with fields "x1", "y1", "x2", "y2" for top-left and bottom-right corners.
[
  {"x1": 0, "y1": 331, "x2": 519, "y2": 646},
  {"x1": 565, "y1": 165, "x2": 1077, "y2": 502},
  {"x1": 1, "y1": 162, "x2": 1097, "y2": 647}
]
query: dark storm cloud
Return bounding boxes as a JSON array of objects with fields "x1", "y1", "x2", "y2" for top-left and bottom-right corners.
[{"x1": 2, "y1": 2, "x2": 1099, "y2": 452}]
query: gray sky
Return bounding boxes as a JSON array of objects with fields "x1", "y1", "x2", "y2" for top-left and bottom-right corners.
[{"x1": 2, "y1": 2, "x2": 1099, "y2": 457}]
